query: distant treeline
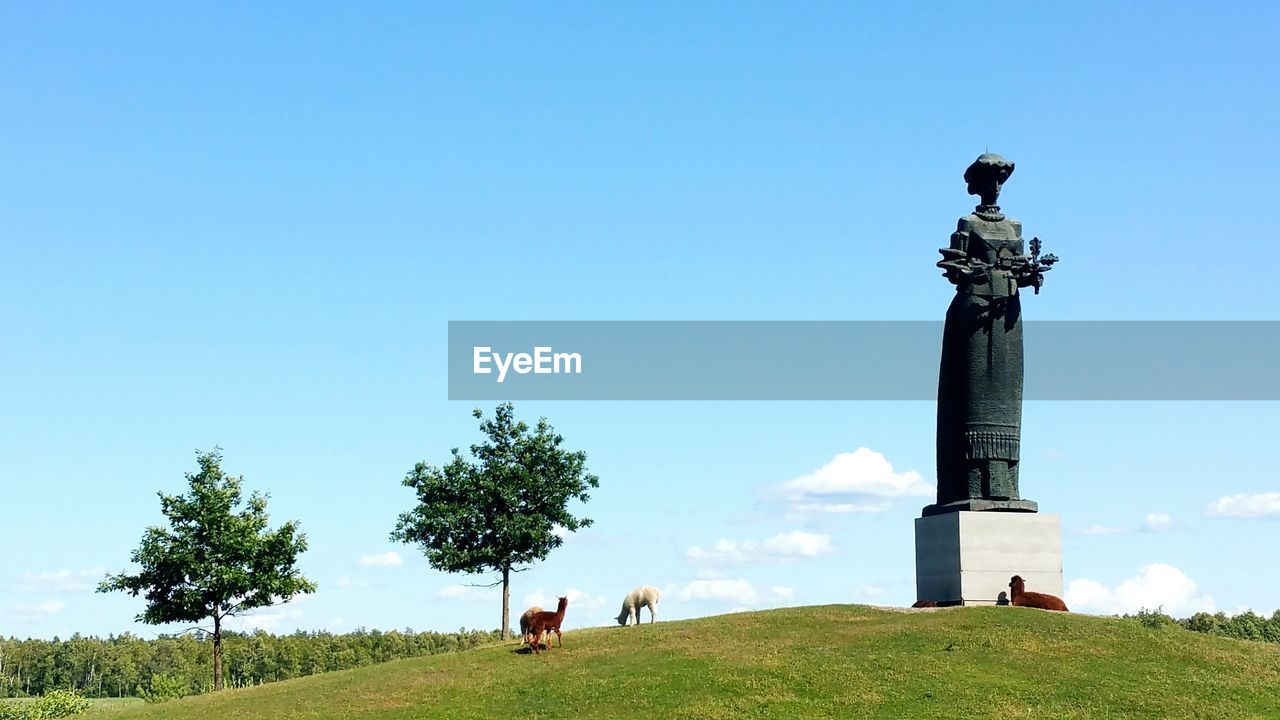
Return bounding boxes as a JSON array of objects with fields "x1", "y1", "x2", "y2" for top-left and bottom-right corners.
[
  {"x1": 1131, "y1": 608, "x2": 1280, "y2": 643},
  {"x1": 0, "y1": 628, "x2": 502, "y2": 699}
]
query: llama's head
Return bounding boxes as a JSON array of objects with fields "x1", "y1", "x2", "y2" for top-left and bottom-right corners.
[
  {"x1": 1009, "y1": 575, "x2": 1026, "y2": 594},
  {"x1": 556, "y1": 596, "x2": 569, "y2": 612},
  {"x1": 616, "y1": 609, "x2": 630, "y2": 626}
]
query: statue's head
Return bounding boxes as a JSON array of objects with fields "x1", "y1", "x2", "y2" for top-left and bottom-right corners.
[{"x1": 964, "y1": 153, "x2": 1015, "y2": 207}]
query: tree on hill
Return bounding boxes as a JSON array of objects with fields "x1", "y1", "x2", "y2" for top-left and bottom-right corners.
[
  {"x1": 98, "y1": 449, "x2": 316, "y2": 691},
  {"x1": 391, "y1": 403, "x2": 599, "y2": 639}
]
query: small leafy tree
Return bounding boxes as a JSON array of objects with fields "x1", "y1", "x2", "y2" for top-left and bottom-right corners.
[
  {"x1": 138, "y1": 672, "x2": 189, "y2": 703},
  {"x1": 391, "y1": 403, "x2": 599, "y2": 639},
  {"x1": 98, "y1": 449, "x2": 316, "y2": 691}
]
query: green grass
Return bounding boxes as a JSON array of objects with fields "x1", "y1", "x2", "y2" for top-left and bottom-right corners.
[
  {"x1": 1, "y1": 698, "x2": 143, "y2": 717},
  {"x1": 83, "y1": 699, "x2": 146, "y2": 716},
  {"x1": 105, "y1": 605, "x2": 1280, "y2": 720}
]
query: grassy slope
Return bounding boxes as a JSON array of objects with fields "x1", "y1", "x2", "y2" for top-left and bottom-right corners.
[{"x1": 109, "y1": 605, "x2": 1280, "y2": 720}]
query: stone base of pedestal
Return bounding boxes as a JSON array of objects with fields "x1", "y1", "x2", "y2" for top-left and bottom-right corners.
[{"x1": 914, "y1": 511, "x2": 1062, "y2": 606}]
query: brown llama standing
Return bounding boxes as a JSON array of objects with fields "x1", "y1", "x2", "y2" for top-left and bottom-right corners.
[
  {"x1": 527, "y1": 596, "x2": 569, "y2": 654},
  {"x1": 1008, "y1": 575, "x2": 1069, "y2": 612}
]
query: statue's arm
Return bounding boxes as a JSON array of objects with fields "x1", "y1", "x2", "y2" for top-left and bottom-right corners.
[
  {"x1": 937, "y1": 221, "x2": 982, "y2": 285},
  {"x1": 1010, "y1": 227, "x2": 1056, "y2": 292},
  {"x1": 1008, "y1": 227, "x2": 1037, "y2": 288},
  {"x1": 1014, "y1": 265, "x2": 1044, "y2": 289}
]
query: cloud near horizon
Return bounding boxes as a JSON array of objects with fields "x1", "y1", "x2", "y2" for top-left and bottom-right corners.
[
  {"x1": 8, "y1": 600, "x2": 66, "y2": 621},
  {"x1": 1066, "y1": 563, "x2": 1215, "y2": 616},
  {"x1": 18, "y1": 568, "x2": 107, "y2": 594},
  {"x1": 224, "y1": 595, "x2": 312, "y2": 632},
  {"x1": 676, "y1": 577, "x2": 794, "y2": 607}
]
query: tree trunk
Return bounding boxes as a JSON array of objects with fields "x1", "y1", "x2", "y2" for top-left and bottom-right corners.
[
  {"x1": 213, "y1": 613, "x2": 224, "y2": 691},
  {"x1": 500, "y1": 565, "x2": 511, "y2": 640}
]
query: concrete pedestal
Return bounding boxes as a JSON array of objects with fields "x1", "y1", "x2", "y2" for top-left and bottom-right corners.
[{"x1": 915, "y1": 511, "x2": 1062, "y2": 605}]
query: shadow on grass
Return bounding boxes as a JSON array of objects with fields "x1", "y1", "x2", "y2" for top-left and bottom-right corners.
[{"x1": 514, "y1": 642, "x2": 571, "y2": 655}]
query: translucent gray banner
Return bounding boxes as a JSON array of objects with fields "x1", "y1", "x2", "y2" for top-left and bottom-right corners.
[{"x1": 447, "y1": 321, "x2": 1280, "y2": 400}]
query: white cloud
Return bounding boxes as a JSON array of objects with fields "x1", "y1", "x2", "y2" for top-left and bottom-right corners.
[
  {"x1": 437, "y1": 585, "x2": 498, "y2": 601},
  {"x1": 769, "y1": 585, "x2": 795, "y2": 602},
  {"x1": 335, "y1": 576, "x2": 370, "y2": 589},
  {"x1": 564, "y1": 588, "x2": 607, "y2": 612},
  {"x1": 517, "y1": 588, "x2": 607, "y2": 630},
  {"x1": 762, "y1": 532, "x2": 832, "y2": 556},
  {"x1": 790, "y1": 502, "x2": 892, "y2": 514},
  {"x1": 1075, "y1": 524, "x2": 1127, "y2": 536},
  {"x1": 36, "y1": 600, "x2": 64, "y2": 614},
  {"x1": 18, "y1": 567, "x2": 106, "y2": 594},
  {"x1": 851, "y1": 584, "x2": 886, "y2": 601},
  {"x1": 9, "y1": 600, "x2": 66, "y2": 620},
  {"x1": 679, "y1": 578, "x2": 759, "y2": 604},
  {"x1": 780, "y1": 448, "x2": 932, "y2": 500},
  {"x1": 687, "y1": 531, "x2": 834, "y2": 564},
  {"x1": 1233, "y1": 604, "x2": 1279, "y2": 617},
  {"x1": 224, "y1": 596, "x2": 311, "y2": 632},
  {"x1": 1066, "y1": 563, "x2": 1216, "y2": 616},
  {"x1": 1144, "y1": 513, "x2": 1174, "y2": 530},
  {"x1": 676, "y1": 578, "x2": 793, "y2": 607},
  {"x1": 521, "y1": 588, "x2": 606, "y2": 615},
  {"x1": 227, "y1": 608, "x2": 300, "y2": 632},
  {"x1": 1206, "y1": 492, "x2": 1280, "y2": 518},
  {"x1": 521, "y1": 590, "x2": 549, "y2": 609},
  {"x1": 551, "y1": 524, "x2": 571, "y2": 540},
  {"x1": 358, "y1": 551, "x2": 404, "y2": 568}
]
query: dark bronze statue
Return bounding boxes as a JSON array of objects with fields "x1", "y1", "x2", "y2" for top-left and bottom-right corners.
[{"x1": 924, "y1": 154, "x2": 1057, "y2": 517}]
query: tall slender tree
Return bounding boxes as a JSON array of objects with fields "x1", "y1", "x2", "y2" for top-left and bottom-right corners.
[
  {"x1": 98, "y1": 449, "x2": 316, "y2": 690},
  {"x1": 391, "y1": 403, "x2": 598, "y2": 639}
]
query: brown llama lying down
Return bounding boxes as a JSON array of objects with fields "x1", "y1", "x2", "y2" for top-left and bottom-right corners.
[
  {"x1": 518, "y1": 606, "x2": 544, "y2": 644},
  {"x1": 526, "y1": 596, "x2": 568, "y2": 655},
  {"x1": 1008, "y1": 575, "x2": 1069, "y2": 612}
]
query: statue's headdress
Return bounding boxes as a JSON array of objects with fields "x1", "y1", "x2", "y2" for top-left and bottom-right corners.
[{"x1": 964, "y1": 153, "x2": 1015, "y2": 198}]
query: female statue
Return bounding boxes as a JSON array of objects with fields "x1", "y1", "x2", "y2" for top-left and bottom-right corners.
[{"x1": 929, "y1": 154, "x2": 1056, "y2": 515}]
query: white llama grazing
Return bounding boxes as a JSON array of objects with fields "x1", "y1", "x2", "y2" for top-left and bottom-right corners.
[
  {"x1": 615, "y1": 585, "x2": 660, "y2": 626},
  {"x1": 518, "y1": 606, "x2": 544, "y2": 642}
]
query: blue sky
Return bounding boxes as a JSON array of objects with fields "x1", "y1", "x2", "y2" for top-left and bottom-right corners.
[{"x1": 2, "y1": 2, "x2": 1278, "y2": 638}]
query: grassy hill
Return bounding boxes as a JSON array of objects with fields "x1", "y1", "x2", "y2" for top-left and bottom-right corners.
[{"x1": 102, "y1": 604, "x2": 1280, "y2": 720}]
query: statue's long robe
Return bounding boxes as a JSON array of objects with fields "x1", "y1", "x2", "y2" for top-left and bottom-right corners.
[{"x1": 935, "y1": 213, "x2": 1025, "y2": 505}]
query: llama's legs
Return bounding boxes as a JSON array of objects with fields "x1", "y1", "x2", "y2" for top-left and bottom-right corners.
[
  {"x1": 556, "y1": 628, "x2": 563, "y2": 647},
  {"x1": 649, "y1": 604, "x2": 656, "y2": 624}
]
